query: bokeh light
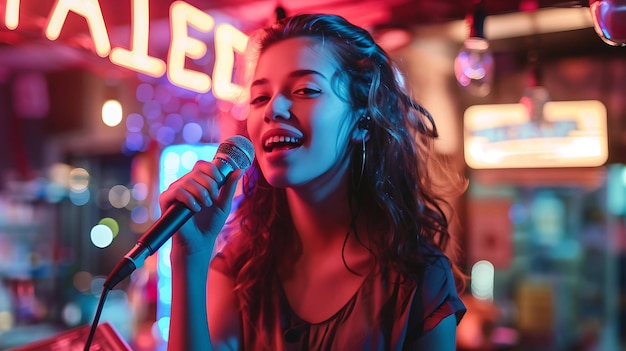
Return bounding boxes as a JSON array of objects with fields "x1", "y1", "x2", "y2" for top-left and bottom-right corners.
[
  {"x1": 102, "y1": 99, "x2": 123, "y2": 127},
  {"x1": 131, "y1": 206, "x2": 149, "y2": 224},
  {"x1": 164, "y1": 113, "x2": 184, "y2": 132},
  {"x1": 73, "y1": 271, "x2": 93, "y2": 292},
  {"x1": 163, "y1": 152, "x2": 181, "y2": 173},
  {"x1": 471, "y1": 260, "x2": 495, "y2": 301},
  {"x1": 182, "y1": 122, "x2": 203, "y2": 144},
  {"x1": 69, "y1": 188, "x2": 90, "y2": 206},
  {"x1": 108, "y1": 185, "x2": 131, "y2": 208},
  {"x1": 180, "y1": 102, "x2": 199, "y2": 120},
  {"x1": 99, "y1": 217, "x2": 120, "y2": 237},
  {"x1": 136, "y1": 83, "x2": 154, "y2": 102},
  {"x1": 156, "y1": 126, "x2": 176, "y2": 146},
  {"x1": 90, "y1": 276, "x2": 106, "y2": 296},
  {"x1": 68, "y1": 168, "x2": 90, "y2": 191},
  {"x1": 126, "y1": 113, "x2": 144, "y2": 132},
  {"x1": 45, "y1": 182, "x2": 66, "y2": 203},
  {"x1": 180, "y1": 150, "x2": 199, "y2": 170},
  {"x1": 143, "y1": 100, "x2": 162, "y2": 120},
  {"x1": 62, "y1": 303, "x2": 82, "y2": 326},
  {"x1": 126, "y1": 132, "x2": 146, "y2": 152},
  {"x1": 49, "y1": 163, "x2": 72, "y2": 187},
  {"x1": 90, "y1": 224, "x2": 114, "y2": 248},
  {"x1": 132, "y1": 183, "x2": 149, "y2": 201}
]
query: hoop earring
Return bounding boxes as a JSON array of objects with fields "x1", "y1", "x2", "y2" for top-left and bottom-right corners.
[{"x1": 359, "y1": 137, "x2": 366, "y2": 185}]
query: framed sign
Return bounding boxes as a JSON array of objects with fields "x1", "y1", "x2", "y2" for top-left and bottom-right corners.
[{"x1": 464, "y1": 100, "x2": 608, "y2": 169}]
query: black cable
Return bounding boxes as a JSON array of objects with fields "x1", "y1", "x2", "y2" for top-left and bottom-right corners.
[{"x1": 83, "y1": 287, "x2": 110, "y2": 351}]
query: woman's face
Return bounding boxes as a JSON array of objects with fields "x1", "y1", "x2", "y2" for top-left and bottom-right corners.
[{"x1": 247, "y1": 37, "x2": 354, "y2": 190}]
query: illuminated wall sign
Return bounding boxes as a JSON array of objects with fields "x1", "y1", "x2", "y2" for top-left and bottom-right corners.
[
  {"x1": 157, "y1": 143, "x2": 219, "y2": 343},
  {"x1": 464, "y1": 100, "x2": 608, "y2": 169},
  {"x1": 3, "y1": 0, "x2": 249, "y2": 98}
]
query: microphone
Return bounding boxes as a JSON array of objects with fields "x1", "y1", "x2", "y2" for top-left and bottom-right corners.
[{"x1": 103, "y1": 135, "x2": 254, "y2": 290}]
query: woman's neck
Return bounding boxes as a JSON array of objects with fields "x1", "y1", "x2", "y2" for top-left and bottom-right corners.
[
  {"x1": 282, "y1": 182, "x2": 374, "y2": 279},
  {"x1": 284, "y1": 152, "x2": 354, "y2": 239},
  {"x1": 285, "y1": 183, "x2": 352, "y2": 245}
]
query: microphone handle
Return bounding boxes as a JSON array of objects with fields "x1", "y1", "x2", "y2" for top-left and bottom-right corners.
[
  {"x1": 137, "y1": 202, "x2": 194, "y2": 257},
  {"x1": 103, "y1": 203, "x2": 193, "y2": 289},
  {"x1": 103, "y1": 157, "x2": 234, "y2": 290}
]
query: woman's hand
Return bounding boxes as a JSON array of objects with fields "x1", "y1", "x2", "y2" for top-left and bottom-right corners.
[{"x1": 158, "y1": 160, "x2": 244, "y2": 256}]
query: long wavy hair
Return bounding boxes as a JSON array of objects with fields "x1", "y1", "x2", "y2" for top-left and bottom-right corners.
[{"x1": 224, "y1": 13, "x2": 467, "y2": 340}]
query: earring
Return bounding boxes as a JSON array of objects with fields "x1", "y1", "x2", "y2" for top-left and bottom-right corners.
[
  {"x1": 357, "y1": 115, "x2": 371, "y2": 130},
  {"x1": 359, "y1": 136, "x2": 366, "y2": 183}
]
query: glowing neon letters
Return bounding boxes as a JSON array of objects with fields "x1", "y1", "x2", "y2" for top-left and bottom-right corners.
[{"x1": 3, "y1": 0, "x2": 249, "y2": 98}]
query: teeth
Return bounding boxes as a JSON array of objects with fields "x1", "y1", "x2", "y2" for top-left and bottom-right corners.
[{"x1": 264, "y1": 135, "x2": 300, "y2": 148}]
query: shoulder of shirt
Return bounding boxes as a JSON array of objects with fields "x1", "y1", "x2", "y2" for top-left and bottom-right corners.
[{"x1": 418, "y1": 243, "x2": 453, "y2": 276}]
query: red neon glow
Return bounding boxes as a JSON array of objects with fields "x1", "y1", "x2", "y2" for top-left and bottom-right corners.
[
  {"x1": 110, "y1": 0, "x2": 166, "y2": 78},
  {"x1": 8, "y1": 0, "x2": 250, "y2": 101},
  {"x1": 4, "y1": 0, "x2": 20, "y2": 30},
  {"x1": 45, "y1": 0, "x2": 111, "y2": 57},
  {"x1": 212, "y1": 24, "x2": 248, "y2": 101},
  {"x1": 167, "y1": 1, "x2": 214, "y2": 94}
]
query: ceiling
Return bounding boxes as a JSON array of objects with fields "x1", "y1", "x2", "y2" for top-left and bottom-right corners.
[
  {"x1": 185, "y1": 0, "x2": 588, "y2": 28},
  {"x1": 0, "y1": 0, "x2": 600, "y2": 75}
]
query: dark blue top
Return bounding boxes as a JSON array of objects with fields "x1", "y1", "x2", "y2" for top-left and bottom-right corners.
[{"x1": 212, "y1": 235, "x2": 466, "y2": 350}]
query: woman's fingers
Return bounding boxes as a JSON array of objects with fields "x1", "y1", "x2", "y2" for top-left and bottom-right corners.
[
  {"x1": 160, "y1": 160, "x2": 231, "y2": 212},
  {"x1": 191, "y1": 161, "x2": 223, "y2": 205},
  {"x1": 173, "y1": 186, "x2": 202, "y2": 212},
  {"x1": 215, "y1": 169, "x2": 244, "y2": 210}
]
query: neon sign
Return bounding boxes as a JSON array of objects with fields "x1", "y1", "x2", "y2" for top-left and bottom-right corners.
[
  {"x1": 464, "y1": 100, "x2": 609, "y2": 169},
  {"x1": 3, "y1": 0, "x2": 249, "y2": 99}
]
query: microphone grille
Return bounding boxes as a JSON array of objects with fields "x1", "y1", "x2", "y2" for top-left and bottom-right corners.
[{"x1": 217, "y1": 135, "x2": 255, "y2": 170}]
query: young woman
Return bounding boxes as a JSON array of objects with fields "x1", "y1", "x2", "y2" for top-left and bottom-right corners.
[{"x1": 161, "y1": 13, "x2": 467, "y2": 350}]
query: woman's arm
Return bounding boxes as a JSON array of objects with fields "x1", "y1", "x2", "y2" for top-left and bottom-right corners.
[
  {"x1": 207, "y1": 268, "x2": 242, "y2": 350},
  {"x1": 167, "y1": 242, "x2": 213, "y2": 351},
  {"x1": 167, "y1": 229, "x2": 242, "y2": 351},
  {"x1": 162, "y1": 163, "x2": 244, "y2": 350}
]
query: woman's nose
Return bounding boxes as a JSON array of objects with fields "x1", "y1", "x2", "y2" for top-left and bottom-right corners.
[{"x1": 264, "y1": 94, "x2": 292, "y2": 121}]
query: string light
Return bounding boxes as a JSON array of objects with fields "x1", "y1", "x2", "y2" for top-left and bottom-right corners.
[{"x1": 454, "y1": 0, "x2": 494, "y2": 97}]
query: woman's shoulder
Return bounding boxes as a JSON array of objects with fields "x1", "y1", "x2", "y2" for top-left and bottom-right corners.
[
  {"x1": 413, "y1": 242, "x2": 466, "y2": 326},
  {"x1": 410, "y1": 242, "x2": 451, "y2": 276},
  {"x1": 422, "y1": 245, "x2": 453, "y2": 271}
]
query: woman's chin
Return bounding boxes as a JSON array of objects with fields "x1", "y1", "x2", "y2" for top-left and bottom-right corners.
[{"x1": 263, "y1": 174, "x2": 291, "y2": 189}]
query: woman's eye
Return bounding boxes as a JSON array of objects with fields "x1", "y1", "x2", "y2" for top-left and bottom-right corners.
[
  {"x1": 294, "y1": 88, "x2": 321, "y2": 96},
  {"x1": 250, "y1": 95, "x2": 269, "y2": 105}
]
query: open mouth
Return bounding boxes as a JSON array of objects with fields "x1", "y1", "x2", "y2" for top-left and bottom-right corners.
[{"x1": 263, "y1": 135, "x2": 303, "y2": 152}]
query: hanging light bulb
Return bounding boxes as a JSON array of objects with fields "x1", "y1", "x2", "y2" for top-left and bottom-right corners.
[
  {"x1": 589, "y1": 0, "x2": 626, "y2": 46},
  {"x1": 520, "y1": 85, "x2": 550, "y2": 125},
  {"x1": 519, "y1": 56, "x2": 550, "y2": 127},
  {"x1": 454, "y1": 0, "x2": 494, "y2": 97}
]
